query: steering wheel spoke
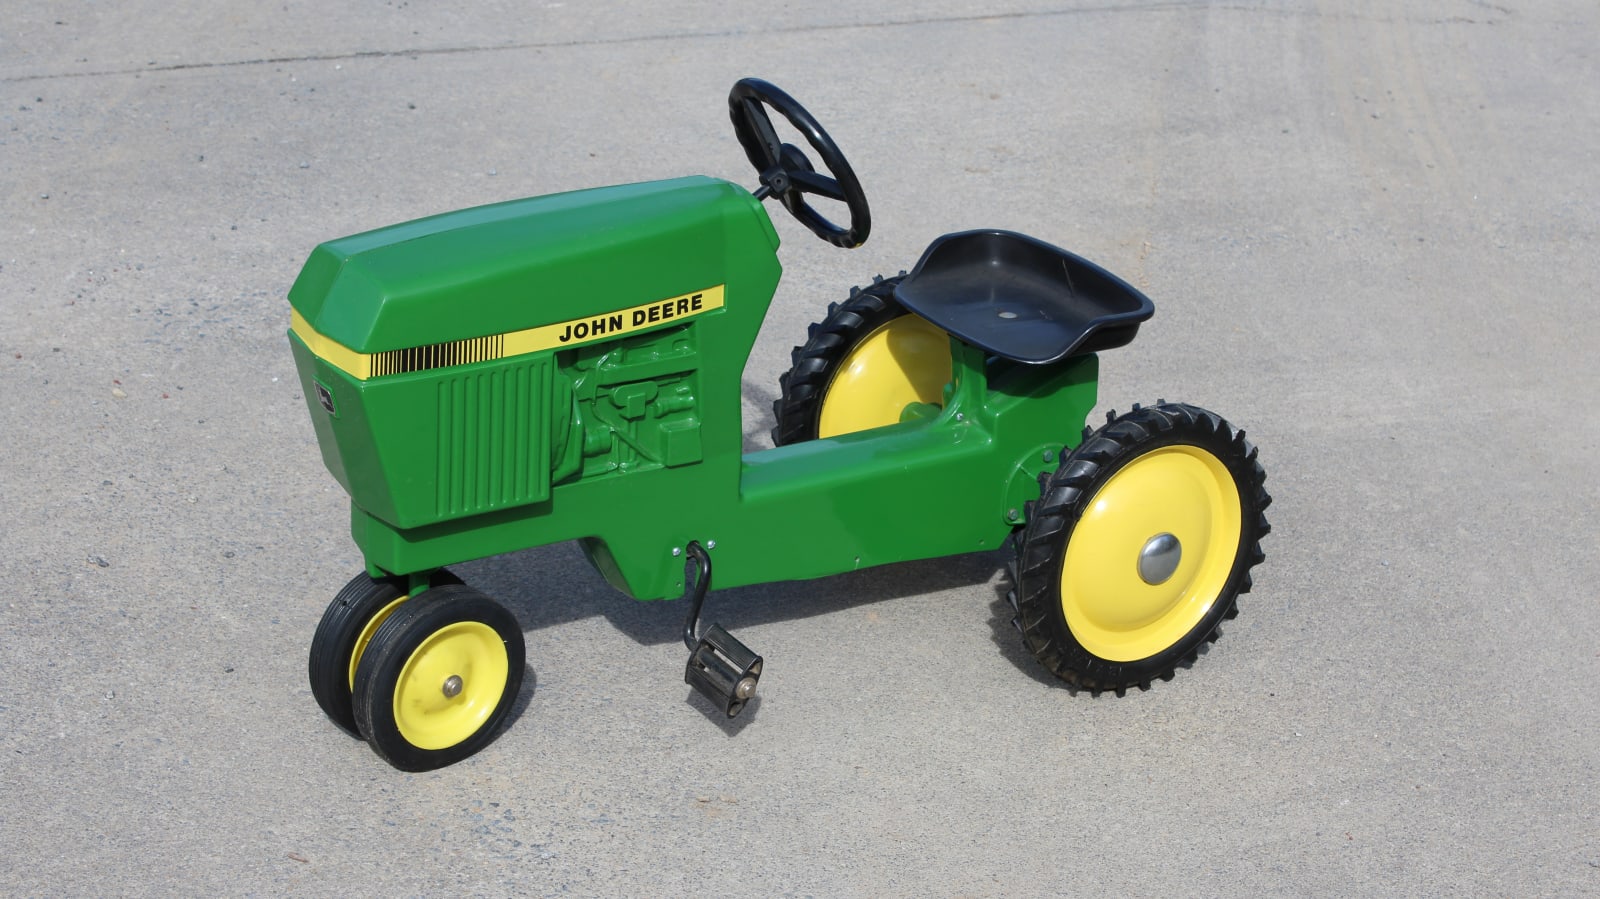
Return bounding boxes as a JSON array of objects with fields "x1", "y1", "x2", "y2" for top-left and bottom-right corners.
[
  {"x1": 729, "y1": 78, "x2": 871, "y2": 248},
  {"x1": 788, "y1": 169, "x2": 847, "y2": 202},
  {"x1": 735, "y1": 99, "x2": 784, "y2": 166}
]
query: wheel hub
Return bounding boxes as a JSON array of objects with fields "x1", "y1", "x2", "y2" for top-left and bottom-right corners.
[
  {"x1": 441, "y1": 674, "x2": 463, "y2": 698},
  {"x1": 1137, "y1": 532, "x2": 1182, "y2": 585}
]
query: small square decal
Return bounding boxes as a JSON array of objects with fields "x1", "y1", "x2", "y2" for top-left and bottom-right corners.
[{"x1": 314, "y1": 381, "x2": 337, "y2": 416}]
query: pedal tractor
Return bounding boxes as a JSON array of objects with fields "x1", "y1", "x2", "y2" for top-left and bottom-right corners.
[{"x1": 289, "y1": 79, "x2": 1270, "y2": 771}]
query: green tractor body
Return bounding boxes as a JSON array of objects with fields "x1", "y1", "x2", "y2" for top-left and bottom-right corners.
[
  {"x1": 293, "y1": 80, "x2": 1267, "y2": 770},
  {"x1": 290, "y1": 174, "x2": 1098, "y2": 601}
]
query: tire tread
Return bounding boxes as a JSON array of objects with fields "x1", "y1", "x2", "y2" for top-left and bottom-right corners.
[{"x1": 1009, "y1": 402, "x2": 1269, "y2": 693}]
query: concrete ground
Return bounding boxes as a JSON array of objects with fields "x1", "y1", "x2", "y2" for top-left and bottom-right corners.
[{"x1": 3, "y1": 1, "x2": 1597, "y2": 894}]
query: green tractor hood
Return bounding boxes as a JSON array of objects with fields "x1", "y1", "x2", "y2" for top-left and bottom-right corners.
[{"x1": 288, "y1": 175, "x2": 779, "y2": 356}]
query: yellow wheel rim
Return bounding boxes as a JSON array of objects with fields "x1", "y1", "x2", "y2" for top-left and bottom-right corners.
[
  {"x1": 349, "y1": 594, "x2": 408, "y2": 691},
  {"x1": 393, "y1": 621, "x2": 509, "y2": 751},
  {"x1": 818, "y1": 315, "x2": 951, "y2": 438},
  {"x1": 1060, "y1": 445, "x2": 1242, "y2": 662}
]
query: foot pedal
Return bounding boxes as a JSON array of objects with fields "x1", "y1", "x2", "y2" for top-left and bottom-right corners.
[{"x1": 685, "y1": 624, "x2": 763, "y2": 718}]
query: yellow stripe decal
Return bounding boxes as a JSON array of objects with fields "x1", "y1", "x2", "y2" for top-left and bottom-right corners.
[
  {"x1": 290, "y1": 308, "x2": 371, "y2": 379},
  {"x1": 291, "y1": 285, "x2": 724, "y2": 381}
]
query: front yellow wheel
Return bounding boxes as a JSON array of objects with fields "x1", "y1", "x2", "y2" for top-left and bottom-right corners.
[
  {"x1": 393, "y1": 619, "x2": 510, "y2": 751},
  {"x1": 308, "y1": 569, "x2": 463, "y2": 739},
  {"x1": 1012, "y1": 403, "x2": 1269, "y2": 693},
  {"x1": 349, "y1": 594, "x2": 408, "y2": 691},
  {"x1": 353, "y1": 585, "x2": 525, "y2": 771}
]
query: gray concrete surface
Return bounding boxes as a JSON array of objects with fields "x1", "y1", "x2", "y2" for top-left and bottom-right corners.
[{"x1": 3, "y1": 1, "x2": 1597, "y2": 894}]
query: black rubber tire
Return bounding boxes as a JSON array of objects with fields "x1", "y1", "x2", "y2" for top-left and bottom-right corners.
[
  {"x1": 1010, "y1": 402, "x2": 1270, "y2": 694},
  {"x1": 353, "y1": 584, "x2": 525, "y2": 772},
  {"x1": 771, "y1": 275, "x2": 924, "y2": 446},
  {"x1": 308, "y1": 570, "x2": 462, "y2": 738}
]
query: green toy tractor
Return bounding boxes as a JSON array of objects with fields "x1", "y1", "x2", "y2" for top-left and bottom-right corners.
[{"x1": 289, "y1": 79, "x2": 1269, "y2": 771}]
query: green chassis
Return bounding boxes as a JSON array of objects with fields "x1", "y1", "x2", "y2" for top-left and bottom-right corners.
[{"x1": 288, "y1": 175, "x2": 1099, "y2": 601}]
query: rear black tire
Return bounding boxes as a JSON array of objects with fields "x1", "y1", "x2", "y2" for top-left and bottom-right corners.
[
  {"x1": 1011, "y1": 403, "x2": 1269, "y2": 694},
  {"x1": 771, "y1": 275, "x2": 950, "y2": 445}
]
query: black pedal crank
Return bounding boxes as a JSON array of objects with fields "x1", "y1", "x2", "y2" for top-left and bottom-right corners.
[{"x1": 681, "y1": 542, "x2": 763, "y2": 718}]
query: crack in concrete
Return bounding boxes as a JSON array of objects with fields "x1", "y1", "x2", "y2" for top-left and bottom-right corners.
[{"x1": 2, "y1": 1, "x2": 1506, "y2": 85}]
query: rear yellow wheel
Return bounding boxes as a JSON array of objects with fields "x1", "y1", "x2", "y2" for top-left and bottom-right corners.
[
  {"x1": 1011, "y1": 403, "x2": 1269, "y2": 693},
  {"x1": 819, "y1": 315, "x2": 950, "y2": 437},
  {"x1": 1059, "y1": 445, "x2": 1241, "y2": 662},
  {"x1": 772, "y1": 276, "x2": 952, "y2": 444},
  {"x1": 353, "y1": 585, "x2": 525, "y2": 771}
]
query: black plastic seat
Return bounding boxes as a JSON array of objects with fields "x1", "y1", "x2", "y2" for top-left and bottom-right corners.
[{"x1": 893, "y1": 230, "x2": 1155, "y2": 364}]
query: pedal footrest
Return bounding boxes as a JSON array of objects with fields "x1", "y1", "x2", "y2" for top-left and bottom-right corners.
[{"x1": 685, "y1": 624, "x2": 762, "y2": 718}]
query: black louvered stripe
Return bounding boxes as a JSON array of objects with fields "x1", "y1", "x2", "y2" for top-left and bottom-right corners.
[{"x1": 371, "y1": 334, "x2": 505, "y2": 377}]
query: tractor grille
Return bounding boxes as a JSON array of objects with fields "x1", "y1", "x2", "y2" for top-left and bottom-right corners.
[
  {"x1": 373, "y1": 334, "x2": 505, "y2": 377},
  {"x1": 434, "y1": 357, "x2": 552, "y2": 518}
]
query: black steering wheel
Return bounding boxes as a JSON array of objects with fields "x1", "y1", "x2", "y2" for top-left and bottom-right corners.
[{"x1": 729, "y1": 78, "x2": 871, "y2": 249}]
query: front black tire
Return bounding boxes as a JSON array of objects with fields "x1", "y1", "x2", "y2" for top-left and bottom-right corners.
[
  {"x1": 353, "y1": 585, "x2": 525, "y2": 772},
  {"x1": 308, "y1": 570, "x2": 456, "y2": 738},
  {"x1": 1011, "y1": 403, "x2": 1269, "y2": 694}
]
